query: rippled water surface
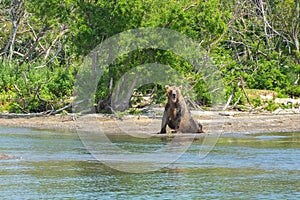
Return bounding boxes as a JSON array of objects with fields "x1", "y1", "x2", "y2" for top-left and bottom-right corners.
[{"x1": 0, "y1": 127, "x2": 300, "y2": 199}]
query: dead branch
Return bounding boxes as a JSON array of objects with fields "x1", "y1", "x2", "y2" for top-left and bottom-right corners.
[
  {"x1": 13, "y1": 84, "x2": 22, "y2": 97},
  {"x1": 26, "y1": 21, "x2": 46, "y2": 51},
  {"x1": 239, "y1": 76, "x2": 253, "y2": 109},
  {"x1": 18, "y1": 26, "x2": 48, "y2": 67},
  {"x1": 21, "y1": 71, "x2": 28, "y2": 87},
  {"x1": 2, "y1": 0, "x2": 24, "y2": 61},
  {"x1": 223, "y1": 86, "x2": 236, "y2": 111},
  {"x1": 183, "y1": 2, "x2": 198, "y2": 12},
  {"x1": 51, "y1": 100, "x2": 84, "y2": 115},
  {"x1": 44, "y1": 28, "x2": 69, "y2": 61},
  {"x1": 233, "y1": 95, "x2": 242, "y2": 108}
]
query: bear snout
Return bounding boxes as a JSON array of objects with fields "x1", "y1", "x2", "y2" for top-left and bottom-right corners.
[{"x1": 171, "y1": 90, "x2": 177, "y2": 102}]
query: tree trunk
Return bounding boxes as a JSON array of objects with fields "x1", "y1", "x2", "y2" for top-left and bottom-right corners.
[
  {"x1": 293, "y1": 0, "x2": 300, "y2": 63},
  {"x1": 111, "y1": 71, "x2": 141, "y2": 112},
  {"x1": 2, "y1": 0, "x2": 24, "y2": 61}
]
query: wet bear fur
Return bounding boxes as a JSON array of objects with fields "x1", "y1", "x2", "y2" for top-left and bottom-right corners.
[{"x1": 160, "y1": 85, "x2": 203, "y2": 133}]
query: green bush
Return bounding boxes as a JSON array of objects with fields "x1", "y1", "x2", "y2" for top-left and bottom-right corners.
[
  {"x1": 263, "y1": 101, "x2": 279, "y2": 112},
  {"x1": 0, "y1": 62, "x2": 75, "y2": 113}
]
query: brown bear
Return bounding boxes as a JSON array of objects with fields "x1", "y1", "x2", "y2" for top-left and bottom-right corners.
[{"x1": 159, "y1": 85, "x2": 203, "y2": 134}]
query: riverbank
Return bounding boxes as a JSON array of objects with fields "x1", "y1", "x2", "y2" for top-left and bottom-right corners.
[{"x1": 0, "y1": 110, "x2": 299, "y2": 135}]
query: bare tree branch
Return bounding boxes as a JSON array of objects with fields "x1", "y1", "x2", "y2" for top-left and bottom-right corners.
[
  {"x1": 2, "y1": 0, "x2": 24, "y2": 61},
  {"x1": 44, "y1": 27, "x2": 69, "y2": 61}
]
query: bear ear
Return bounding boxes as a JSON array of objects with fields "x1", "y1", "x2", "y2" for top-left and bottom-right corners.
[
  {"x1": 178, "y1": 85, "x2": 182, "y2": 90},
  {"x1": 165, "y1": 85, "x2": 170, "y2": 90}
]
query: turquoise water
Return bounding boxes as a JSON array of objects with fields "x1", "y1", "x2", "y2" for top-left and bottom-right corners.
[{"x1": 0, "y1": 127, "x2": 300, "y2": 199}]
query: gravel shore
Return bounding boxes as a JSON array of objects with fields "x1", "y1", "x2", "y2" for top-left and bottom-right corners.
[{"x1": 0, "y1": 111, "x2": 299, "y2": 135}]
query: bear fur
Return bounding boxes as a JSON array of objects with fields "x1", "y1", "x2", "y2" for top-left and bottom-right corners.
[{"x1": 159, "y1": 85, "x2": 203, "y2": 133}]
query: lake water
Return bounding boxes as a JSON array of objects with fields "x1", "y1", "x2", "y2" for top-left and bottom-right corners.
[{"x1": 0, "y1": 127, "x2": 300, "y2": 199}]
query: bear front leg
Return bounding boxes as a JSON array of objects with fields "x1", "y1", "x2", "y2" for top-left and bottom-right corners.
[
  {"x1": 197, "y1": 121, "x2": 204, "y2": 133},
  {"x1": 175, "y1": 106, "x2": 182, "y2": 132},
  {"x1": 159, "y1": 107, "x2": 168, "y2": 134}
]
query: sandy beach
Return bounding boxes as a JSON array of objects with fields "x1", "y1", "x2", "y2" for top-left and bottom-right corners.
[{"x1": 0, "y1": 110, "x2": 299, "y2": 135}]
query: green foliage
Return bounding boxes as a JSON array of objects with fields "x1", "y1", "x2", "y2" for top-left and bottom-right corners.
[
  {"x1": 251, "y1": 98, "x2": 262, "y2": 108},
  {"x1": 0, "y1": 62, "x2": 74, "y2": 113},
  {"x1": 114, "y1": 108, "x2": 142, "y2": 118},
  {"x1": 1, "y1": 0, "x2": 300, "y2": 113},
  {"x1": 263, "y1": 102, "x2": 280, "y2": 112}
]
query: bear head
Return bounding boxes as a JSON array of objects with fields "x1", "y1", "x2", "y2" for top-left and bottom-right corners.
[{"x1": 166, "y1": 85, "x2": 182, "y2": 104}]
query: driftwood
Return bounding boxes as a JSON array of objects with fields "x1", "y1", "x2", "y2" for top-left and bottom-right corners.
[
  {"x1": 46, "y1": 100, "x2": 85, "y2": 115},
  {"x1": 0, "y1": 154, "x2": 19, "y2": 160},
  {"x1": 0, "y1": 100, "x2": 84, "y2": 118},
  {"x1": 0, "y1": 113, "x2": 45, "y2": 119}
]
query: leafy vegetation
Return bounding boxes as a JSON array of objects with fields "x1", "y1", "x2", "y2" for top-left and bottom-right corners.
[{"x1": 0, "y1": 0, "x2": 299, "y2": 113}]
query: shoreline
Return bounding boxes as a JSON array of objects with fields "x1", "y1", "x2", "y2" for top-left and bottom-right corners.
[
  {"x1": 0, "y1": 111, "x2": 299, "y2": 135},
  {"x1": 1, "y1": 111, "x2": 299, "y2": 160}
]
